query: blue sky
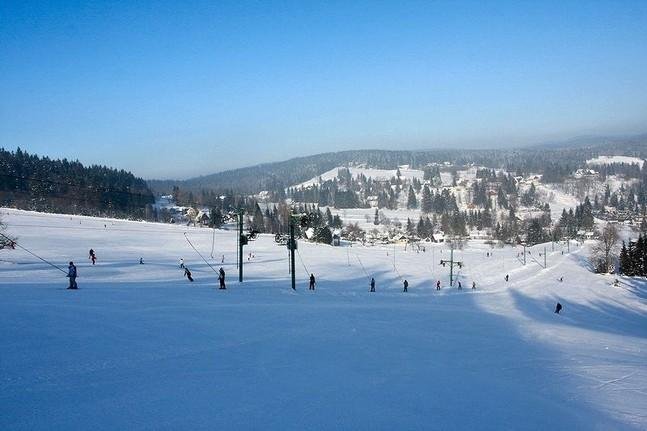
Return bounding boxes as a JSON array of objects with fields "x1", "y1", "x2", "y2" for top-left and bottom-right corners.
[{"x1": 1, "y1": 0, "x2": 646, "y2": 179}]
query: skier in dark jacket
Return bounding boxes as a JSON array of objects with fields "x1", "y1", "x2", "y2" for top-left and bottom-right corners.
[
  {"x1": 436, "y1": 280, "x2": 441, "y2": 290},
  {"x1": 184, "y1": 267, "x2": 194, "y2": 282},
  {"x1": 505, "y1": 274, "x2": 509, "y2": 282},
  {"x1": 403, "y1": 279, "x2": 408, "y2": 292},
  {"x1": 309, "y1": 273, "x2": 316, "y2": 290},
  {"x1": 370, "y1": 277, "x2": 375, "y2": 292},
  {"x1": 89, "y1": 249, "x2": 96, "y2": 265},
  {"x1": 555, "y1": 302, "x2": 563, "y2": 314},
  {"x1": 218, "y1": 267, "x2": 226, "y2": 289},
  {"x1": 67, "y1": 261, "x2": 78, "y2": 289}
]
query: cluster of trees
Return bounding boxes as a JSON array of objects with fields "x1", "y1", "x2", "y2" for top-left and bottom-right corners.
[
  {"x1": 0, "y1": 148, "x2": 154, "y2": 219},
  {"x1": 619, "y1": 234, "x2": 647, "y2": 276}
]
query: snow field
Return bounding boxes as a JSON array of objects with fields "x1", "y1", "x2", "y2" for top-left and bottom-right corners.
[{"x1": 1, "y1": 209, "x2": 646, "y2": 430}]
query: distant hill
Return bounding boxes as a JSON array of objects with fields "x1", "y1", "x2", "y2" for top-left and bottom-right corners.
[{"x1": 148, "y1": 135, "x2": 647, "y2": 195}]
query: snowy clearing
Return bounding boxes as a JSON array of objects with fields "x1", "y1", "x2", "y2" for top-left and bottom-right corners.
[
  {"x1": 1, "y1": 208, "x2": 646, "y2": 430},
  {"x1": 586, "y1": 155, "x2": 645, "y2": 168}
]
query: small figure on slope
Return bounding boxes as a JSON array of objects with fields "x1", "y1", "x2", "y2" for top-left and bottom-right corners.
[
  {"x1": 505, "y1": 274, "x2": 509, "y2": 282},
  {"x1": 184, "y1": 267, "x2": 194, "y2": 282},
  {"x1": 89, "y1": 249, "x2": 96, "y2": 265},
  {"x1": 67, "y1": 261, "x2": 78, "y2": 289},
  {"x1": 403, "y1": 279, "x2": 408, "y2": 293},
  {"x1": 458, "y1": 281, "x2": 462, "y2": 289},
  {"x1": 436, "y1": 280, "x2": 441, "y2": 290},
  {"x1": 309, "y1": 273, "x2": 316, "y2": 291},
  {"x1": 472, "y1": 281, "x2": 476, "y2": 290},
  {"x1": 139, "y1": 257, "x2": 144, "y2": 264},
  {"x1": 179, "y1": 258, "x2": 185, "y2": 269},
  {"x1": 218, "y1": 267, "x2": 226, "y2": 289},
  {"x1": 554, "y1": 302, "x2": 563, "y2": 314},
  {"x1": 370, "y1": 277, "x2": 375, "y2": 292}
]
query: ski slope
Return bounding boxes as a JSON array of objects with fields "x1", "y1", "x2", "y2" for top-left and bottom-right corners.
[{"x1": 1, "y1": 209, "x2": 646, "y2": 430}]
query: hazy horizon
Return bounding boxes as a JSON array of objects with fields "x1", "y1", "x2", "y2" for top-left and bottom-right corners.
[{"x1": 2, "y1": 1, "x2": 646, "y2": 179}]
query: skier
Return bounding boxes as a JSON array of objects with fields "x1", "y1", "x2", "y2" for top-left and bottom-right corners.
[
  {"x1": 458, "y1": 281, "x2": 462, "y2": 289},
  {"x1": 505, "y1": 274, "x2": 509, "y2": 282},
  {"x1": 472, "y1": 281, "x2": 476, "y2": 290},
  {"x1": 179, "y1": 258, "x2": 185, "y2": 269},
  {"x1": 67, "y1": 261, "x2": 78, "y2": 289},
  {"x1": 559, "y1": 276, "x2": 563, "y2": 282},
  {"x1": 309, "y1": 273, "x2": 316, "y2": 291},
  {"x1": 370, "y1": 277, "x2": 375, "y2": 292},
  {"x1": 403, "y1": 279, "x2": 408, "y2": 293},
  {"x1": 436, "y1": 280, "x2": 441, "y2": 290},
  {"x1": 221, "y1": 254, "x2": 225, "y2": 264},
  {"x1": 554, "y1": 302, "x2": 563, "y2": 314},
  {"x1": 218, "y1": 267, "x2": 226, "y2": 289},
  {"x1": 184, "y1": 267, "x2": 194, "y2": 282},
  {"x1": 139, "y1": 258, "x2": 144, "y2": 264},
  {"x1": 89, "y1": 248, "x2": 96, "y2": 265}
]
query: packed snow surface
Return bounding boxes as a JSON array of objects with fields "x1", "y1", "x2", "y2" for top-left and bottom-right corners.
[{"x1": 1, "y1": 209, "x2": 646, "y2": 430}]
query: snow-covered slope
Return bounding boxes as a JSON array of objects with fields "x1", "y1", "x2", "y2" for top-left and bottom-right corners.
[
  {"x1": 1, "y1": 209, "x2": 646, "y2": 430},
  {"x1": 587, "y1": 155, "x2": 645, "y2": 168}
]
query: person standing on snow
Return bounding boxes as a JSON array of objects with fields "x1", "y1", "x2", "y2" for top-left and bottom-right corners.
[
  {"x1": 403, "y1": 279, "x2": 408, "y2": 292},
  {"x1": 309, "y1": 273, "x2": 316, "y2": 291},
  {"x1": 554, "y1": 302, "x2": 563, "y2": 314},
  {"x1": 89, "y1": 249, "x2": 96, "y2": 265},
  {"x1": 370, "y1": 277, "x2": 375, "y2": 292},
  {"x1": 505, "y1": 274, "x2": 509, "y2": 282},
  {"x1": 472, "y1": 281, "x2": 476, "y2": 290},
  {"x1": 218, "y1": 267, "x2": 226, "y2": 289},
  {"x1": 67, "y1": 261, "x2": 78, "y2": 289},
  {"x1": 184, "y1": 267, "x2": 194, "y2": 282},
  {"x1": 436, "y1": 280, "x2": 441, "y2": 290},
  {"x1": 179, "y1": 258, "x2": 185, "y2": 269}
]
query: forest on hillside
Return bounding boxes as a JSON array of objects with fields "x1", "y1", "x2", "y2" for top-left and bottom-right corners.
[{"x1": 0, "y1": 148, "x2": 155, "y2": 219}]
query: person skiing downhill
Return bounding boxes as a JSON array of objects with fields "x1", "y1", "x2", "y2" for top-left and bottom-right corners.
[
  {"x1": 505, "y1": 274, "x2": 509, "y2": 282},
  {"x1": 67, "y1": 261, "x2": 78, "y2": 289},
  {"x1": 403, "y1": 279, "x2": 408, "y2": 292},
  {"x1": 436, "y1": 280, "x2": 441, "y2": 290},
  {"x1": 472, "y1": 281, "x2": 476, "y2": 289},
  {"x1": 89, "y1": 249, "x2": 96, "y2": 265},
  {"x1": 184, "y1": 267, "x2": 194, "y2": 282},
  {"x1": 218, "y1": 267, "x2": 226, "y2": 289},
  {"x1": 309, "y1": 273, "x2": 316, "y2": 291},
  {"x1": 554, "y1": 302, "x2": 563, "y2": 314},
  {"x1": 370, "y1": 277, "x2": 375, "y2": 292},
  {"x1": 458, "y1": 281, "x2": 462, "y2": 289}
]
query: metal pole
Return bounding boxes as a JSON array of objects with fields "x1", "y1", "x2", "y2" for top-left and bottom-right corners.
[
  {"x1": 523, "y1": 244, "x2": 526, "y2": 265},
  {"x1": 290, "y1": 221, "x2": 296, "y2": 290},
  {"x1": 238, "y1": 211, "x2": 244, "y2": 282},
  {"x1": 450, "y1": 246, "x2": 454, "y2": 286}
]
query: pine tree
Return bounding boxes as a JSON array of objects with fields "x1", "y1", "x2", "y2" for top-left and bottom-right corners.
[
  {"x1": 407, "y1": 186, "x2": 417, "y2": 209},
  {"x1": 421, "y1": 185, "x2": 432, "y2": 213}
]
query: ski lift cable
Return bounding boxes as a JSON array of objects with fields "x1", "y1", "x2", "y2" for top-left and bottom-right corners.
[
  {"x1": 183, "y1": 232, "x2": 219, "y2": 274},
  {"x1": 295, "y1": 248, "x2": 311, "y2": 277},
  {"x1": 0, "y1": 232, "x2": 67, "y2": 274}
]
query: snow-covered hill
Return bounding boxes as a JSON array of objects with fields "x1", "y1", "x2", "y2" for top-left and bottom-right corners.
[{"x1": 1, "y1": 209, "x2": 646, "y2": 430}]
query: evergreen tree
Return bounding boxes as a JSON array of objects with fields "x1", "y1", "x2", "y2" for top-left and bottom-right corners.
[{"x1": 407, "y1": 186, "x2": 417, "y2": 209}]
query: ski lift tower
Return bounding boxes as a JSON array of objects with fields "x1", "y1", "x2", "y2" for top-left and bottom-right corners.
[
  {"x1": 439, "y1": 239, "x2": 463, "y2": 286},
  {"x1": 237, "y1": 209, "x2": 248, "y2": 282},
  {"x1": 287, "y1": 212, "x2": 306, "y2": 291}
]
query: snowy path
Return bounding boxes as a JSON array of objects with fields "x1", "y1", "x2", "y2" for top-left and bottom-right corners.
[{"x1": 1, "y1": 209, "x2": 646, "y2": 430}]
